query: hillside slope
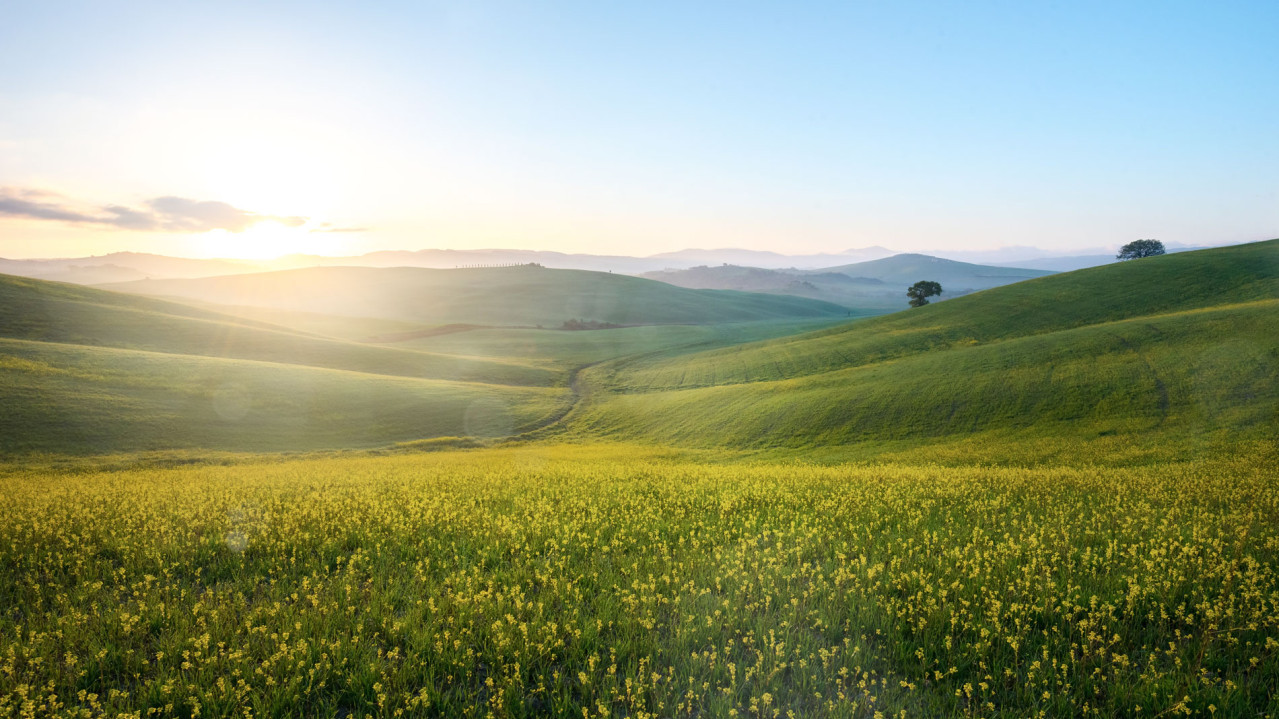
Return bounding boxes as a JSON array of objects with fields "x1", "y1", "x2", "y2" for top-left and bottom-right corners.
[
  {"x1": 100, "y1": 265, "x2": 852, "y2": 325},
  {"x1": 0, "y1": 337, "x2": 563, "y2": 455},
  {"x1": 615, "y1": 240, "x2": 1279, "y2": 389},
  {"x1": 572, "y1": 240, "x2": 1279, "y2": 460},
  {"x1": 0, "y1": 272, "x2": 843, "y2": 455},
  {"x1": 0, "y1": 274, "x2": 554, "y2": 386},
  {"x1": 643, "y1": 254, "x2": 1052, "y2": 311},
  {"x1": 0, "y1": 273, "x2": 570, "y2": 454}
]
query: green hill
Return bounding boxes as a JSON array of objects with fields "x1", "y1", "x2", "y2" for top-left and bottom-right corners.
[
  {"x1": 611, "y1": 240, "x2": 1279, "y2": 389},
  {"x1": 0, "y1": 337, "x2": 563, "y2": 455},
  {"x1": 7, "y1": 240, "x2": 1276, "y2": 458},
  {"x1": 0, "y1": 273, "x2": 571, "y2": 455},
  {"x1": 0, "y1": 272, "x2": 840, "y2": 455},
  {"x1": 570, "y1": 240, "x2": 1279, "y2": 460},
  {"x1": 642, "y1": 255, "x2": 1053, "y2": 312},
  {"x1": 0, "y1": 273, "x2": 555, "y2": 386},
  {"x1": 100, "y1": 265, "x2": 851, "y2": 326},
  {"x1": 813, "y1": 252, "x2": 1054, "y2": 290}
]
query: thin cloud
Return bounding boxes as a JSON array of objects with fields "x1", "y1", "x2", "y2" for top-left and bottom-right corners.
[
  {"x1": 0, "y1": 188, "x2": 309, "y2": 233},
  {"x1": 0, "y1": 191, "x2": 100, "y2": 224},
  {"x1": 310, "y1": 223, "x2": 370, "y2": 233}
]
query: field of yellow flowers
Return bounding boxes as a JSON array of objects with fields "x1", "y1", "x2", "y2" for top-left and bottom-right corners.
[{"x1": 1, "y1": 444, "x2": 1277, "y2": 718}]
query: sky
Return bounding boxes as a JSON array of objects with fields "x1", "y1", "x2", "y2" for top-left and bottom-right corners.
[{"x1": 1, "y1": 0, "x2": 1276, "y2": 260}]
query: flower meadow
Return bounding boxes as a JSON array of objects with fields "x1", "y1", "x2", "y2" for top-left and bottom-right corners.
[{"x1": 1, "y1": 445, "x2": 1277, "y2": 718}]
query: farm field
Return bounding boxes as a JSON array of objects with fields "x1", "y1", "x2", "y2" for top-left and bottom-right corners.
[{"x1": 2, "y1": 444, "x2": 1277, "y2": 718}]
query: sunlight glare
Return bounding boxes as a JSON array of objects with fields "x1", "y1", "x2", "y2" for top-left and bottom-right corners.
[{"x1": 197, "y1": 221, "x2": 349, "y2": 260}]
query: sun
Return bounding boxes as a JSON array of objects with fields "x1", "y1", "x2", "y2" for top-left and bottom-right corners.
[{"x1": 195, "y1": 221, "x2": 349, "y2": 260}]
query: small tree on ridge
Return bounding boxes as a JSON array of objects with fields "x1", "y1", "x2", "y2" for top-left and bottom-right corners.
[
  {"x1": 1116, "y1": 239, "x2": 1165, "y2": 260},
  {"x1": 907, "y1": 280, "x2": 942, "y2": 308}
]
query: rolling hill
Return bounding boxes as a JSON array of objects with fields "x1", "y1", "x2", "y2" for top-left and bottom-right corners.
[
  {"x1": 0, "y1": 273, "x2": 555, "y2": 386},
  {"x1": 643, "y1": 254, "x2": 1054, "y2": 312},
  {"x1": 0, "y1": 337, "x2": 565, "y2": 455},
  {"x1": 100, "y1": 265, "x2": 852, "y2": 325},
  {"x1": 0, "y1": 271, "x2": 847, "y2": 455},
  {"x1": 810, "y1": 253, "x2": 1054, "y2": 289},
  {"x1": 570, "y1": 240, "x2": 1279, "y2": 460},
  {"x1": 0, "y1": 252, "x2": 256, "y2": 284},
  {"x1": 0, "y1": 273, "x2": 573, "y2": 454},
  {"x1": 7, "y1": 240, "x2": 1276, "y2": 459}
]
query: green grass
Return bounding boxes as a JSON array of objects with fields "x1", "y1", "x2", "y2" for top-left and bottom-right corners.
[
  {"x1": 0, "y1": 273, "x2": 556, "y2": 386},
  {"x1": 397, "y1": 320, "x2": 845, "y2": 370},
  {"x1": 609, "y1": 239, "x2": 1279, "y2": 391},
  {"x1": 172, "y1": 303, "x2": 445, "y2": 343},
  {"x1": 0, "y1": 337, "x2": 567, "y2": 455},
  {"x1": 100, "y1": 265, "x2": 852, "y2": 326},
  {"x1": 0, "y1": 272, "x2": 843, "y2": 456},
  {"x1": 565, "y1": 240, "x2": 1279, "y2": 460},
  {"x1": 574, "y1": 299, "x2": 1278, "y2": 460}
]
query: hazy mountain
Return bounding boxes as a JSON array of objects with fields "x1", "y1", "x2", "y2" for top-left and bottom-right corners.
[
  {"x1": 6, "y1": 242, "x2": 1238, "y2": 285},
  {"x1": 3, "y1": 247, "x2": 906, "y2": 284},
  {"x1": 0, "y1": 252, "x2": 257, "y2": 283},
  {"x1": 99, "y1": 265, "x2": 851, "y2": 326},
  {"x1": 640, "y1": 265, "x2": 876, "y2": 311},
  {"x1": 648, "y1": 246, "x2": 896, "y2": 268},
  {"x1": 259, "y1": 249, "x2": 678, "y2": 274},
  {"x1": 813, "y1": 254, "x2": 1053, "y2": 289},
  {"x1": 646, "y1": 254, "x2": 1054, "y2": 312}
]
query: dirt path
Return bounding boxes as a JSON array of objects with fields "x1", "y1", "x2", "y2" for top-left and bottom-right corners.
[{"x1": 510, "y1": 360, "x2": 606, "y2": 440}]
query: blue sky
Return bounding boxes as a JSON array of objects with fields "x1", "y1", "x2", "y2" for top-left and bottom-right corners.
[{"x1": 1, "y1": 0, "x2": 1275, "y2": 258}]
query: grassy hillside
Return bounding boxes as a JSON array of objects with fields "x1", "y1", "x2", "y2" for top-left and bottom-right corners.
[
  {"x1": 613, "y1": 240, "x2": 1279, "y2": 389},
  {"x1": 192, "y1": 304, "x2": 844, "y2": 368},
  {"x1": 0, "y1": 272, "x2": 840, "y2": 455},
  {"x1": 570, "y1": 240, "x2": 1279, "y2": 459},
  {"x1": 6, "y1": 240, "x2": 1276, "y2": 458},
  {"x1": 0, "y1": 273, "x2": 555, "y2": 386},
  {"x1": 0, "y1": 273, "x2": 576, "y2": 454},
  {"x1": 395, "y1": 319, "x2": 843, "y2": 370},
  {"x1": 0, "y1": 337, "x2": 564, "y2": 455},
  {"x1": 101, "y1": 265, "x2": 852, "y2": 326}
]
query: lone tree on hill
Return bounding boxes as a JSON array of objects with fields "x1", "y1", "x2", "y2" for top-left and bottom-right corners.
[
  {"x1": 907, "y1": 280, "x2": 942, "y2": 308},
  {"x1": 1116, "y1": 239, "x2": 1165, "y2": 260}
]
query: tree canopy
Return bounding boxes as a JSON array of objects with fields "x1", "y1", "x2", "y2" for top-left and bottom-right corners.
[
  {"x1": 1117, "y1": 239, "x2": 1166, "y2": 260},
  {"x1": 907, "y1": 280, "x2": 942, "y2": 308}
]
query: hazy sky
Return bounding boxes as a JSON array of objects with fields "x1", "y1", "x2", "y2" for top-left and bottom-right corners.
[{"x1": 1, "y1": 1, "x2": 1276, "y2": 259}]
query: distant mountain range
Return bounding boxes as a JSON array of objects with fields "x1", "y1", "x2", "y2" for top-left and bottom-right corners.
[
  {"x1": 98, "y1": 265, "x2": 850, "y2": 327},
  {"x1": 0, "y1": 247, "x2": 897, "y2": 283},
  {"x1": 0, "y1": 241, "x2": 1234, "y2": 285},
  {"x1": 0, "y1": 252, "x2": 256, "y2": 284}
]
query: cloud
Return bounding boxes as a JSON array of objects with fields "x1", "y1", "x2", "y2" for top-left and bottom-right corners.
[
  {"x1": 0, "y1": 191, "x2": 101, "y2": 224},
  {"x1": 310, "y1": 222, "x2": 370, "y2": 233},
  {"x1": 147, "y1": 196, "x2": 306, "y2": 233},
  {"x1": 0, "y1": 188, "x2": 309, "y2": 233}
]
